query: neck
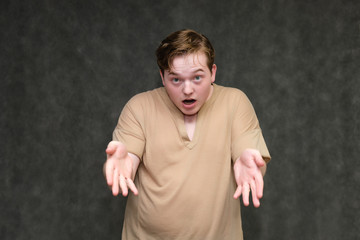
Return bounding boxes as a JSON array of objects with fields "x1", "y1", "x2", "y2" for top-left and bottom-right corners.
[
  {"x1": 184, "y1": 114, "x2": 197, "y2": 124},
  {"x1": 184, "y1": 114, "x2": 197, "y2": 141}
]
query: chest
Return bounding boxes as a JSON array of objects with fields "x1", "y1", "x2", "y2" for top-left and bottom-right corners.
[
  {"x1": 184, "y1": 116, "x2": 196, "y2": 141},
  {"x1": 143, "y1": 108, "x2": 232, "y2": 167}
]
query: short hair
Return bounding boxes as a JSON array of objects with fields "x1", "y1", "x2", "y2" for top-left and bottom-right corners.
[{"x1": 155, "y1": 29, "x2": 215, "y2": 74}]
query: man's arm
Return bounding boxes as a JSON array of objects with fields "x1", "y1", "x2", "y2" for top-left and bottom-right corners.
[{"x1": 104, "y1": 141, "x2": 140, "y2": 197}]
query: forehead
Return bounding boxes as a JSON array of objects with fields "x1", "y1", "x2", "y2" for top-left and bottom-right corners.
[{"x1": 169, "y1": 53, "x2": 208, "y2": 73}]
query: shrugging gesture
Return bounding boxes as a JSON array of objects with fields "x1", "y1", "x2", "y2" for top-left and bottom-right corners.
[
  {"x1": 104, "y1": 141, "x2": 140, "y2": 197},
  {"x1": 233, "y1": 148, "x2": 267, "y2": 208}
]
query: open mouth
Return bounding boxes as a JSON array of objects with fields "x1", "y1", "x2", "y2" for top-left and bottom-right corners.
[{"x1": 183, "y1": 99, "x2": 196, "y2": 105}]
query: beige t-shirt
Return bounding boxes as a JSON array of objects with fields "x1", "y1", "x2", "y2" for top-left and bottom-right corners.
[{"x1": 113, "y1": 84, "x2": 270, "y2": 240}]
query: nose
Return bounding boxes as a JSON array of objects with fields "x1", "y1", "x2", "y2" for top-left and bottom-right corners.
[{"x1": 183, "y1": 80, "x2": 194, "y2": 95}]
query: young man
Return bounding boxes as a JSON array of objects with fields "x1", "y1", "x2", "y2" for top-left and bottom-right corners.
[{"x1": 104, "y1": 29, "x2": 271, "y2": 240}]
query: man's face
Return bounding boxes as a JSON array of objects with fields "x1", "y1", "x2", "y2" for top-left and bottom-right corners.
[{"x1": 160, "y1": 53, "x2": 217, "y2": 116}]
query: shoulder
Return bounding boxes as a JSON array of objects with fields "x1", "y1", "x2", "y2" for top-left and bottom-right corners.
[
  {"x1": 213, "y1": 84, "x2": 249, "y2": 103},
  {"x1": 129, "y1": 87, "x2": 163, "y2": 101},
  {"x1": 126, "y1": 87, "x2": 164, "y2": 107},
  {"x1": 212, "y1": 85, "x2": 255, "y2": 118},
  {"x1": 121, "y1": 87, "x2": 166, "y2": 120}
]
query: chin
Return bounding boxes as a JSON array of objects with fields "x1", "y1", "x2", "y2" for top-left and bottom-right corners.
[{"x1": 182, "y1": 110, "x2": 198, "y2": 116}]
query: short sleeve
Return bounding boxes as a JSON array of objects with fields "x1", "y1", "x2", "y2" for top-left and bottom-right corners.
[
  {"x1": 231, "y1": 92, "x2": 271, "y2": 163},
  {"x1": 112, "y1": 95, "x2": 146, "y2": 159}
]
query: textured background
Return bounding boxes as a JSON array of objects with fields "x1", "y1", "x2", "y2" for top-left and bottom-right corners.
[{"x1": 1, "y1": 0, "x2": 359, "y2": 239}]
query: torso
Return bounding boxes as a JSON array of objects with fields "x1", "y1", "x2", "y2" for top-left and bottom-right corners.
[{"x1": 117, "y1": 85, "x2": 269, "y2": 240}]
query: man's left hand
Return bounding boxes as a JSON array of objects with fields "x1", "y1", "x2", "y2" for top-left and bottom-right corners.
[{"x1": 233, "y1": 149, "x2": 266, "y2": 208}]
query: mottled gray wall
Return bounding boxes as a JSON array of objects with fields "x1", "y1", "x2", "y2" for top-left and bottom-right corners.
[{"x1": 1, "y1": 0, "x2": 359, "y2": 239}]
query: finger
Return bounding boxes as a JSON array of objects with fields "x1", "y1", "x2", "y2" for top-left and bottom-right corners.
[
  {"x1": 242, "y1": 184, "x2": 250, "y2": 206},
  {"x1": 250, "y1": 180, "x2": 260, "y2": 208},
  {"x1": 112, "y1": 168, "x2": 119, "y2": 196},
  {"x1": 255, "y1": 172, "x2": 264, "y2": 199},
  {"x1": 105, "y1": 161, "x2": 114, "y2": 185},
  {"x1": 126, "y1": 178, "x2": 139, "y2": 195},
  {"x1": 233, "y1": 185, "x2": 242, "y2": 199},
  {"x1": 119, "y1": 175, "x2": 128, "y2": 197}
]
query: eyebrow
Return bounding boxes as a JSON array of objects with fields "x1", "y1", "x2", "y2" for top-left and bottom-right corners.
[{"x1": 168, "y1": 68, "x2": 205, "y2": 76}]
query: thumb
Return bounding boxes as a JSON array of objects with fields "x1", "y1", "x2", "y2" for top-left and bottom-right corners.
[
  {"x1": 106, "y1": 141, "x2": 121, "y2": 155},
  {"x1": 253, "y1": 151, "x2": 265, "y2": 167}
]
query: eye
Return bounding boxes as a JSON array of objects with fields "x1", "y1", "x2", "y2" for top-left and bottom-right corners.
[
  {"x1": 194, "y1": 76, "x2": 201, "y2": 81},
  {"x1": 172, "y1": 78, "x2": 180, "y2": 83}
]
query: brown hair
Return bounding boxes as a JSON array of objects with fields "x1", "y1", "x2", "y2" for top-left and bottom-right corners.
[{"x1": 155, "y1": 29, "x2": 215, "y2": 74}]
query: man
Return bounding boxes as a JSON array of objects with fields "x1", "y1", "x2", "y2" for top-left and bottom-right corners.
[{"x1": 104, "y1": 29, "x2": 271, "y2": 239}]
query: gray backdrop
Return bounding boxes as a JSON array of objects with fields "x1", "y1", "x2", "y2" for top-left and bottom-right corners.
[{"x1": 1, "y1": 0, "x2": 359, "y2": 239}]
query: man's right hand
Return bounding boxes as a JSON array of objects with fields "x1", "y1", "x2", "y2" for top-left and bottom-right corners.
[{"x1": 104, "y1": 141, "x2": 139, "y2": 197}]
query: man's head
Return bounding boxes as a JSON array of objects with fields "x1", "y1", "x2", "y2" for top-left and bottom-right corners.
[
  {"x1": 156, "y1": 29, "x2": 215, "y2": 75},
  {"x1": 156, "y1": 30, "x2": 217, "y2": 116}
]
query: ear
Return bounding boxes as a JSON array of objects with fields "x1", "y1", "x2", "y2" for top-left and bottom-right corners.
[
  {"x1": 210, "y1": 64, "x2": 217, "y2": 83},
  {"x1": 159, "y1": 69, "x2": 165, "y2": 86}
]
